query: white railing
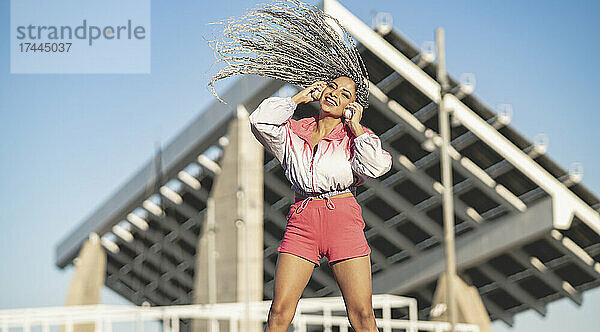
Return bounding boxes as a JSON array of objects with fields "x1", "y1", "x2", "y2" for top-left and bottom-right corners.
[{"x1": 0, "y1": 294, "x2": 479, "y2": 332}]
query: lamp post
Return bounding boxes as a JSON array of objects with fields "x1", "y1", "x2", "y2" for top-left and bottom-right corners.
[{"x1": 435, "y1": 27, "x2": 458, "y2": 332}]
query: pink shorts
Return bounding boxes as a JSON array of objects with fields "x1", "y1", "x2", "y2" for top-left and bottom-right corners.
[{"x1": 276, "y1": 196, "x2": 371, "y2": 267}]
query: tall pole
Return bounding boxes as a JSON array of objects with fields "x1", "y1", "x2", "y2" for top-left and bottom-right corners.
[
  {"x1": 207, "y1": 197, "x2": 217, "y2": 332},
  {"x1": 435, "y1": 27, "x2": 457, "y2": 332}
]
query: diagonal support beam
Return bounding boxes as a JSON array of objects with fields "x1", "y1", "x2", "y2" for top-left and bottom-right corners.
[
  {"x1": 545, "y1": 232, "x2": 600, "y2": 279},
  {"x1": 106, "y1": 265, "x2": 158, "y2": 304},
  {"x1": 106, "y1": 251, "x2": 186, "y2": 304},
  {"x1": 361, "y1": 209, "x2": 418, "y2": 258},
  {"x1": 382, "y1": 144, "x2": 483, "y2": 228},
  {"x1": 508, "y1": 249, "x2": 583, "y2": 305},
  {"x1": 371, "y1": 196, "x2": 553, "y2": 296},
  {"x1": 115, "y1": 234, "x2": 194, "y2": 290},
  {"x1": 478, "y1": 263, "x2": 546, "y2": 316},
  {"x1": 477, "y1": 290, "x2": 515, "y2": 326},
  {"x1": 362, "y1": 178, "x2": 444, "y2": 239},
  {"x1": 368, "y1": 84, "x2": 526, "y2": 213}
]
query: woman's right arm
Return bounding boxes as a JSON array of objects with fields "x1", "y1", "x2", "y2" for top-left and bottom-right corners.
[
  {"x1": 249, "y1": 96, "x2": 297, "y2": 162},
  {"x1": 249, "y1": 81, "x2": 326, "y2": 163}
]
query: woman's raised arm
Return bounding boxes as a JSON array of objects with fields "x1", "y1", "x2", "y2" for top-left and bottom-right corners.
[
  {"x1": 249, "y1": 96, "x2": 296, "y2": 163},
  {"x1": 249, "y1": 82, "x2": 326, "y2": 162}
]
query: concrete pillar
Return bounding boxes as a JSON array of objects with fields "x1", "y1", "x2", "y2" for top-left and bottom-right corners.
[
  {"x1": 62, "y1": 233, "x2": 106, "y2": 332},
  {"x1": 193, "y1": 105, "x2": 265, "y2": 332},
  {"x1": 429, "y1": 274, "x2": 493, "y2": 332}
]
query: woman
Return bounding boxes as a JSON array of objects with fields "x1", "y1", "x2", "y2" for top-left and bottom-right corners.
[
  {"x1": 208, "y1": 1, "x2": 391, "y2": 330},
  {"x1": 249, "y1": 75, "x2": 392, "y2": 332}
]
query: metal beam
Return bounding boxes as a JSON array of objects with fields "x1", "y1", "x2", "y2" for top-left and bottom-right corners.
[
  {"x1": 364, "y1": 116, "x2": 536, "y2": 220},
  {"x1": 361, "y1": 208, "x2": 417, "y2": 256},
  {"x1": 264, "y1": 172, "x2": 294, "y2": 201},
  {"x1": 263, "y1": 202, "x2": 289, "y2": 230},
  {"x1": 369, "y1": 196, "x2": 553, "y2": 296},
  {"x1": 377, "y1": 54, "x2": 434, "y2": 94},
  {"x1": 161, "y1": 195, "x2": 204, "y2": 222},
  {"x1": 479, "y1": 293, "x2": 514, "y2": 327},
  {"x1": 132, "y1": 217, "x2": 197, "y2": 269},
  {"x1": 149, "y1": 204, "x2": 202, "y2": 248},
  {"x1": 354, "y1": 129, "x2": 553, "y2": 241},
  {"x1": 368, "y1": 84, "x2": 525, "y2": 214},
  {"x1": 473, "y1": 244, "x2": 600, "y2": 303},
  {"x1": 545, "y1": 233, "x2": 600, "y2": 279},
  {"x1": 362, "y1": 178, "x2": 444, "y2": 239},
  {"x1": 478, "y1": 263, "x2": 546, "y2": 316},
  {"x1": 383, "y1": 145, "x2": 482, "y2": 228},
  {"x1": 106, "y1": 261, "x2": 175, "y2": 305},
  {"x1": 106, "y1": 251, "x2": 185, "y2": 303},
  {"x1": 508, "y1": 249, "x2": 583, "y2": 305},
  {"x1": 263, "y1": 232, "x2": 284, "y2": 259},
  {"x1": 114, "y1": 232, "x2": 194, "y2": 290},
  {"x1": 105, "y1": 275, "x2": 144, "y2": 305}
]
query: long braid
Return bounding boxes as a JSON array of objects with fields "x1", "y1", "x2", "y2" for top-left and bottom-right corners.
[{"x1": 207, "y1": 0, "x2": 370, "y2": 108}]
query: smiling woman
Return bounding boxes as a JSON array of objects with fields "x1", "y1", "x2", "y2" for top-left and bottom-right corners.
[
  {"x1": 249, "y1": 76, "x2": 392, "y2": 331},
  {"x1": 208, "y1": 1, "x2": 392, "y2": 331}
]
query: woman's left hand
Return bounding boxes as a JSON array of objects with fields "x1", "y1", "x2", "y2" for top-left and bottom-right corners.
[{"x1": 344, "y1": 102, "x2": 365, "y2": 137}]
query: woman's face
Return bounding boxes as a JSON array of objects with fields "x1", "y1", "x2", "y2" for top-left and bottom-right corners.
[{"x1": 318, "y1": 76, "x2": 357, "y2": 118}]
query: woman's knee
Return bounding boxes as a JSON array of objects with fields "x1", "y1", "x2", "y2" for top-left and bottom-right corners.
[
  {"x1": 267, "y1": 301, "x2": 297, "y2": 326},
  {"x1": 347, "y1": 306, "x2": 375, "y2": 328}
]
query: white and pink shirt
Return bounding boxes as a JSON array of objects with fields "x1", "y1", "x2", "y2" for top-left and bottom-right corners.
[{"x1": 249, "y1": 96, "x2": 392, "y2": 198}]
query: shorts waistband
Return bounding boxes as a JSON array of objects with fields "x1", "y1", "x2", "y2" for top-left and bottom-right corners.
[
  {"x1": 292, "y1": 190, "x2": 356, "y2": 214},
  {"x1": 291, "y1": 186, "x2": 356, "y2": 199},
  {"x1": 294, "y1": 192, "x2": 354, "y2": 202}
]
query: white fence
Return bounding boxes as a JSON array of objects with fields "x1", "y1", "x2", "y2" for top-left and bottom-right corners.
[{"x1": 0, "y1": 294, "x2": 479, "y2": 332}]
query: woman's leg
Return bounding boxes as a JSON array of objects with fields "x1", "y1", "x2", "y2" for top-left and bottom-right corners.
[
  {"x1": 331, "y1": 254, "x2": 378, "y2": 332},
  {"x1": 265, "y1": 252, "x2": 316, "y2": 332}
]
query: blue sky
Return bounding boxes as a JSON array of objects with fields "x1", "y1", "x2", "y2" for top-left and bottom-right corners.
[{"x1": 0, "y1": 0, "x2": 599, "y2": 331}]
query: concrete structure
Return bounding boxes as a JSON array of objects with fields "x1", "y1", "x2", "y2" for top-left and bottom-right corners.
[
  {"x1": 62, "y1": 233, "x2": 106, "y2": 332},
  {"x1": 55, "y1": 0, "x2": 600, "y2": 330},
  {"x1": 430, "y1": 274, "x2": 492, "y2": 332},
  {"x1": 192, "y1": 107, "x2": 264, "y2": 332}
]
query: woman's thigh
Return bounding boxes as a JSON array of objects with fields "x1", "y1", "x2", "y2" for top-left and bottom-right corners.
[
  {"x1": 331, "y1": 255, "x2": 373, "y2": 313},
  {"x1": 272, "y1": 252, "x2": 315, "y2": 310}
]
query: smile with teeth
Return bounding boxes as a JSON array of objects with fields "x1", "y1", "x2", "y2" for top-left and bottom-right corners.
[{"x1": 324, "y1": 96, "x2": 337, "y2": 106}]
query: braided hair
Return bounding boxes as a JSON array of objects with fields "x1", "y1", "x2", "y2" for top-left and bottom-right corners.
[{"x1": 207, "y1": 0, "x2": 370, "y2": 108}]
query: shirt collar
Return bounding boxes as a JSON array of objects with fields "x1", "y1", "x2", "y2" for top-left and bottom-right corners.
[{"x1": 290, "y1": 116, "x2": 350, "y2": 144}]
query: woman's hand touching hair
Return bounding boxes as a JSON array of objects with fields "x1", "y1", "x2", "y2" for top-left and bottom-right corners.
[{"x1": 291, "y1": 81, "x2": 327, "y2": 104}]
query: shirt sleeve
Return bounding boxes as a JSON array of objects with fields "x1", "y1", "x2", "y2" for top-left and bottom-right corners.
[
  {"x1": 249, "y1": 96, "x2": 296, "y2": 162},
  {"x1": 351, "y1": 129, "x2": 393, "y2": 178}
]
